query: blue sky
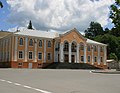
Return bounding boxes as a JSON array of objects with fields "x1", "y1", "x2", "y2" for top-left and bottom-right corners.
[{"x1": 0, "y1": 0, "x2": 115, "y2": 32}]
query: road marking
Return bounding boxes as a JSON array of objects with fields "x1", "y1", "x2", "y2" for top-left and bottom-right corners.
[{"x1": 0, "y1": 78, "x2": 52, "y2": 93}]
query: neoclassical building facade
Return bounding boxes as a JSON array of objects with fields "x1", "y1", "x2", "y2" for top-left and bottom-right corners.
[{"x1": 0, "y1": 28, "x2": 107, "y2": 68}]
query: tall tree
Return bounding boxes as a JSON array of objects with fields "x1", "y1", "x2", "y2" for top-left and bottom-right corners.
[
  {"x1": 110, "y1": 0, "x2": 120, "y2": 36},
  {"x1": 0, "y1": 1, "x2": 3, "y2": 8},
  {"x1": 84, "y1": 22, "x2": 103, "y2": 39},
  {"x1": 27, "y1": 20, "x2": 33, "y2": 29}
]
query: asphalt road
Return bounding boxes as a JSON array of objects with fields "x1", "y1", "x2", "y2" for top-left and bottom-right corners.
[{"x1": 0, "y1": 69, "x2": 120, "y2": 93}]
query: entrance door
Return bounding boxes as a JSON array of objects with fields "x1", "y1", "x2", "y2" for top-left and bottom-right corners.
[
  {"x1": 28, "y1": 63, "x2": 32, "y2": 69},
  {"x1": 71, "y1": 55, "x2": 75, "y2": 63},
  {"x1": 64, "y1": 54, "x2": 68, "y2": 62}
]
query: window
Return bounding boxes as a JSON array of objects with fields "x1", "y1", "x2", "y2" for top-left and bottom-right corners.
[
  {"x1": 94, "y1": 56, "x2": 97, "y2": 62},
  {"x1": 18, "y1": 62, "x2": 22, "y2": 66},
  {"x1": 100, "y1": 47, "x2": 103, "y2": 52},
  {"x1": 81, "y1": 56, "x2": 84, "y2": 62},
  {"x1": 48, "y1": 41, "x2": 51, "y2": 47},
  {"x1": 38, "y1": 52, "x2": 42, "y2": 60},
  {"x1": 19, "y1": 51, "x2": 23, "y2": 59},
  {"x1": 39, "y1": 40, "x2": 42, "y2": 47},
  {"x1": 87, "y1": 45, "x2": 91, "y2": 51},
  {"x1": 48, "y1": 53, "x2": 51, "y2": 60},
  {"x1": 88, "y1": 56, "x2": 90, "y2": 62},
  {"x1": 94, "y1": 46, "x2": 97, "y2": 52},
  {"x1": 19, "y1": 38, "x2": 23, "y2": 45},
  {"x1": 29, "y1": 39, "x2": 33, "y2": 46},
  {"x1": 80, "y1": 45, "x2": 84, "y2": 50},
  {"x1": 64, "y1": 42, "x2": 69, "y2": 51},
  {"x1": 29, "y1": 52, "x2": 33, "y2": 59},
  {"x1": 101, "y1": 57, "x2": 103, "y2": 62}
]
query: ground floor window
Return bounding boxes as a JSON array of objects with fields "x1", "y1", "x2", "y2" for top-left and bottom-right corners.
[
  {"x1": 18, "y1": 62, "x2": 23, "y2": 66},
  {"x1": 101, "y1": 57, "x2": 103, "y2": 62},
  {"x1": 88, "y1": 56, "x2": 90, "y2": 62},
  {"x1": 81, "y1": 56, "x2": 84, "y2": 62},
  {"x1": 29, "y1": 51, "x2": 33, "y2": 59},
  {"x1": 38, "y1": 52, "x2": 42, "y2": 60},
  {"x1": 94, "y1": 56, "x2": 97, "y2": 62},
  {"x1": 48, "y1": 53, "x2": 51, "y2": 60},
  {"x1": 19, "y1": 51, "x2": 23, "y2": 59}
]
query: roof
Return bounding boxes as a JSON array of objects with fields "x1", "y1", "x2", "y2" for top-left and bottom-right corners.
[
  {"x1": 14, "y1": 29, "x2": 59, "y2": 38},
  {"x1": 0, "y1": 31, "x2": 12, "y2": 39},
  {"x1": 86, "y1": 39, "x2": 107, "y2": 46}
]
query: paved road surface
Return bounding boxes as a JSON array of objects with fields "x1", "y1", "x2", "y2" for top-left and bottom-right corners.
[{"x1": 0, "y1": 69, "x2": 120, "y2": 93}]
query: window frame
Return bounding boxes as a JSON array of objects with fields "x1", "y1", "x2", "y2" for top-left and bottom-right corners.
[
  {"x1": 94, "y1": 56, "x2": 97, "y2": 62},
  {"x1": 39, "y1": 40, "x2": 42, "y2": 48},
  {"x1": 88, "y1": 55, "x2": 91, "y2": 62},
  {"x1": 19, "y1": 38, "x2": 24, "y2": 46},
  {"x1": 38, "y1": 52, "x2": 42, "y2": 60},
  {"x1": 18, "y1": 50, "x2": 24, "y2": 59},
  {"x1": 87, "y1": 45, "x2": 91, "y2": 51},
  {"x1": 29, "y1": 39, "x2": 33, "y2": 46},
  {"x1": 81, "y1": 56, "x2": 84, "y2": 62},
  {"x1": 47, "y1": 53, "x2": 51, "y2": 60},
  {"x1": 28, "y1": 51, "x2": 33, "y2": 60},
  {"x1": 48, "y1": 41, "x2": 51, "y2": 48}
]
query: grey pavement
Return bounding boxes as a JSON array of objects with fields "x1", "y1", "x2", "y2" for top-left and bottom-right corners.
[{"x1": 0, "y1": 69, "x2": 120, "y2": 93}]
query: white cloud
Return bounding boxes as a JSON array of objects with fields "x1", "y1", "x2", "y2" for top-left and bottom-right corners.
[{"x1": 7, "y1": 0, "x2": 115, "y2": 32}]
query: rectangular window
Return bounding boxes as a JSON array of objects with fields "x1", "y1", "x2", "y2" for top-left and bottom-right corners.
[
  {"x1": 29, "y1": 52, "x2": 33, "y2": 59},
  {"x1": 38, "y1": 52, "x2": 42, "y2": 60},
  {"x1": 81, "y1": 56, "x2": 84, "y2": 62},
  {"x1": 94, "y1": 56, "x2": 97, "y2": 62},
  {"x1": 88, "y1": 56, "x2": 90, "y2": 62},
  {"x1": 94, "y1": 46, "x2": 97, "y2": 52},
  {"x1": 87, "y1": 46, "x2": 91, "y2": 51},
  {"x1": 19, "y1": 51, "x2": 23, "y2": 59},
  {"x1": 48, "y1": 53, "x2": 51, "y2": 60},
  {"x1": 101, "y1": 57, "x2": 103, "y2": 62},
  {"x1": 100, "y1": 47, "x2": 103, "y2": 52}
]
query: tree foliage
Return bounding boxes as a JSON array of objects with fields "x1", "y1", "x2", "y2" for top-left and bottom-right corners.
[
  {"x1": 108, "y1": 53, "x2": 118, "y2": 61},
  {"x1": 27, "y1": 20, "x2": 33, "y2": 29},
  {"x1": 85, "y1": 22, "x2": 103, "y2": 39},
  {"x1": 0, "y1": 1, "x2": 3, "y2": 8}
]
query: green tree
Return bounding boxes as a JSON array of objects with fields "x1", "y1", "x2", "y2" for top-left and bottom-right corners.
[
  {"x1": 85, "y1": 22, "x2": 103, "y2": 39},
  {"x1": 108, "y1": 53, "x2": 118, "y2": 61},
  {"x1": 110, "y1": 0, "x2": 120, "y2": 36},
  {"x1": 0, "y1": 1, "x2": 3, "y2": 8},
  {"x1": 94, "y1": 34, "x2": 118, "y2": 57},
  {"x1": 27, "y1": 20, "x2": 33, "y2": 29}
]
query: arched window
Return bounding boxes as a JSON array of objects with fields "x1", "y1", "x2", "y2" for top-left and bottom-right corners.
[
  {"x1": 87, "y1": 45, "x2": 91, "y2": 51},
  {"x1": 19, "y1": 38, "x2": 23, "y2": 45},
  {"x1": 29, "y1": 39, "x2": 33, "y2": 46},
  {"x1": 71, "y1": 42, "x2": 77, "y2": 52},
  {"x1": 64, "y1": 42, "x2": 69, "y2": 51},
  {"x1": 80, "y1": 44, "x2": 84, "y2": 50},
  {"x1": 39, "y1": 40, "x2": 42, "y2": 47},
  {"x1": 48, "y1": 41, "x2": 51, "y2": 47}
]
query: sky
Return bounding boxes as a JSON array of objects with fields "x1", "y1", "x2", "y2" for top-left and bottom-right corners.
[{"x1": 0, "y1": 0, "x2": 115, "y2": 33}]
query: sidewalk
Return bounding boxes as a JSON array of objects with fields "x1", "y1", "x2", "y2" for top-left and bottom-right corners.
[{"x1": 91, "y1": 69, "x2": 120, "y2": 74}]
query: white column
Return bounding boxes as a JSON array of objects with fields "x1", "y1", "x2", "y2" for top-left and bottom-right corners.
[
  {"x1": 84, "y1": 45, "x2": 87, "y2": 63},
  {"x1": 69, "y1": 43, "x2": 71, "y2": 63},
  {"x1": 44, "y1": 39, "x2": 46, "y2": 63},
  {"x1": 91, "y1": 45, "x2": 94, "y2": 65},
  {"x1": 14, "y1": 36, "x2": 18, "y2": 61},
  {"x1": 34, "y1": 39, "x2": 37, "y2": 62},
  {"x1": 25, "y1": 37, "x2": 28, "y2": 62},
  {"x1": 104, "y1": 46, "x2": 107, "y2": 65},
  {"x1": 77, "y1": 44, "x2": 79, "y2": 63},
  {"x1": 60, "y1": 43, "x2": 64, "y2": 62},
  {"x1": 98, "y1": 45, "x2": 100, "y2": 65}
]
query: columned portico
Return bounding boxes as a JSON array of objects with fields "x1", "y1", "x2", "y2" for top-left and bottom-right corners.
[{"x1": 69, "y1": 43, "x2": 71, "y2": 63}]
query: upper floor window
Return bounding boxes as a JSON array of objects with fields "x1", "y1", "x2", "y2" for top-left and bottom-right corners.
[
  {"x1": 94, "y1": 45, "x2": 97, "y2": 52},
  {"x1": 80, "y1": 44, "x2": 84, "y2": 50},
  {"x1": 29, "y1": 39, "x2": 33, "y2": 46},
  {"x1": 100, "y1": 47, "x2": 103, "y2": 52},
  {"x1": 81, "y1": 56, "x2": 84, "y2": 62},
  {"x1": 48, "y1": 41, "x2": 51, "y2": 47},
  {"x1": 64, "y1": 42, "x2": 69, "y2": 51},
  {"x1": 87, "y1": 45, "x2": 91, "y2": 51},
  {"x1": 19, "y1": 38, "x2": 23, "y2": 45},
  {"x1": 39, "y1": 40, "x2": 42, "y2": 47}
]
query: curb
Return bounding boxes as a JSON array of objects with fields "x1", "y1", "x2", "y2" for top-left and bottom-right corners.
[{"x1": 91, "y1": 70, "x2": 120, "y2": 74}]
